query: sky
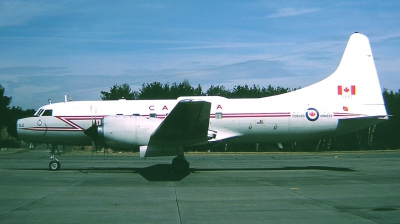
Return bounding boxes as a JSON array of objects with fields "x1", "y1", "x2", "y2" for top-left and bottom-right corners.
[{"x1": 0, "y1": 0, "x2": 399, "y2": 110}]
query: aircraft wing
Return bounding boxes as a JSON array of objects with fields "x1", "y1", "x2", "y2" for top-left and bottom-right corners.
[{"x1": 142, "y1": 99, "x2": 211, "y2": 157}]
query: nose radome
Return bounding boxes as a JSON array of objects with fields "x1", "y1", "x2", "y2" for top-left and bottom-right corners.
[{"x1": 7, "y1": 120, "x2": 18, "y2": 139}]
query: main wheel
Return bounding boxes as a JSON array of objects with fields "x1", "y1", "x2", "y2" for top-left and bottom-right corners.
[
  {"x1": 172, "y1": 157, "x2": 189, "y2": 174},
  {"x1": 49, "y1": 161, "x2": 61, "y2": 171}
]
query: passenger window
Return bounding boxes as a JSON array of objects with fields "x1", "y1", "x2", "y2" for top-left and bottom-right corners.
[
  {"x1": 150, "y1": 113, "x2": 157, "y2": 118},
  {"x1": 215, "y1": 112, "x2": 223, "y2": 119},
  {"x1": 42, "y1": 110, "x2": 53, "y2": 116}
]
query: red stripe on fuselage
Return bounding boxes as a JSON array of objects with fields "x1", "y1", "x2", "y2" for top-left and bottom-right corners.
[
  {"x1": 22, "y1": 116, "x2": 105, "y2": 132},
  {"x1": 333, "y1": 112, "x2": 364, "y2": 117},
  {"x1": 25, "y1": 113, "x2": 292, "y2": 132},
  {"x1": 210, "y1": 113, "x2": 291, "y2": 118}
]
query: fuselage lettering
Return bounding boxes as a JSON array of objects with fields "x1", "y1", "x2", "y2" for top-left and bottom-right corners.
[{"x1": 291, "y1": 112, "x2": 305, "y2": 118}]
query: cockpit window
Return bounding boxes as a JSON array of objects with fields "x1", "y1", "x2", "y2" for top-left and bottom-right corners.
[
  {"x1": 41, "y1": 110, "x2": 53, "y2": 116},
  {"x1": 34, "y1": 109, "x2": 44, "y2": 117}
]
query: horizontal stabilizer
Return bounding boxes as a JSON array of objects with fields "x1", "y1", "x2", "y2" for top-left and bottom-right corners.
[{"x1": 336, "y1": 115, "x2": 388, "y2": 135}]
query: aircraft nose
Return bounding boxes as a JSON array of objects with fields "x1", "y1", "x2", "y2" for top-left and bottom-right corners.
[{"x1": 7, "y1": 120, "x2": 18, "y2": 139}]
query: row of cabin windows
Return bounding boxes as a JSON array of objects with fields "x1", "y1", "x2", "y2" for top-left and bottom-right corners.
[
  {"x1": 132, "y1": 113, "x2": 223, "y2": 119},
  {"x1": 117, "y1": 113, "x2": 157, "y2": 117},
  {"x1": 116, "y1": 113, "x2": 157, "y2": 118},
  {"x1": 34, "y1": 110, "x2": 223, "y2": 119},
  {"x1": 117, "y1": 113, "x2": 224, "y2": 119}
]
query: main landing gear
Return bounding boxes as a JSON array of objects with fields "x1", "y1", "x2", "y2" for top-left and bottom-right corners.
[
  {"x1": 172, "y1": 155, "x2": 190, "y2": 174},
  {"x1": 49, "y1": 145, "x2": 61, "y2": 171}
]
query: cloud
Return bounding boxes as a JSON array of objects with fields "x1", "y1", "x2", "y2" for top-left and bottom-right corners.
[
  {"x1": 7, "y1": 82, "x2": 61, "y2": 109},
  {"x1": 0, "y1": 66, "x2": 71, "y2": 83},
  {"x1": 0, "y1": 0, "x2": 62, "y2": 27},
  {"x1": 0, "y1": 66, "x2": 70, "y2": 75},
  {"x1": 166, "y1": 42, "x2": 291, "y2": 51},
  {"x1": 265, "y1": 7, "x2": 320, "y2": 19}
]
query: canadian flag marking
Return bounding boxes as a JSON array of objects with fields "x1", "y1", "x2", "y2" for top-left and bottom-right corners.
[{"x1": 338, "y1": 85, "x2": 356, "y2": 95}]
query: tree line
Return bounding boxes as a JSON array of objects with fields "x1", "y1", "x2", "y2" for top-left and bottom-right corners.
[
  {"x1": 0, "y1": 85, "x2": 35, "y2": 147},
  {"x1": 0, "y1": 85, "x2": 35, "y2": 128},
  {"x1": 100, "y1": 79, "x2": 295, "y2": 100}
]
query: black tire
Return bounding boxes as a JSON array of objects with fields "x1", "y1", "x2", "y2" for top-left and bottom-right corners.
[
  {"x1": 49, "y1": 161, "x2": 60, "y2": 171},
  {"x1": 182, "y1": 159, "x2": 189, "y2": 172},
  {"x1": 172, "y1": 157, "x2": 189, "y2": 174}
]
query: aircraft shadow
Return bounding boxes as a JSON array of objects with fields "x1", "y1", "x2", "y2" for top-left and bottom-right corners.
[
  {"x1": 73, "y1": 164, "x2": 190, "y2": 181},
  {"x1": 138, "y1": 165, "x2": 355, "y2": 181},
  {"x1": 134, "y1": 164, "x2": 189, "y2": 181},
  {"x1": 193, "y1": 166, "x2": 355, "y2": 173},
  {"x1": 12, "y1": 165, "x2": 355, "y2": 181}
]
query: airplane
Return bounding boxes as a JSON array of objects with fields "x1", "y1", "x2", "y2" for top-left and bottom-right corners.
[{"x1": 7, "y1": 32, "x2": 388, "y2": 173}]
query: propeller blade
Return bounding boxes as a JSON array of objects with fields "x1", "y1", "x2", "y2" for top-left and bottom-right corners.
[
  {"x1": 84, "y1": 120, "x2": 104, "y2": 156},
  {"x1": 84, "y1": 124, "x2": 98, "y2": 139}
]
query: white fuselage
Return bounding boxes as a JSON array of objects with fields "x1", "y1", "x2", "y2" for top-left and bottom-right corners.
[{"x1": 15, "y1": 95, "x2": 364, "y2": 147}]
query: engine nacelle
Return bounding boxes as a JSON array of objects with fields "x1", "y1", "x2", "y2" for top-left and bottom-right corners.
[{"x1": 98, "y1": 115, "x2": 162, "y2": 149}]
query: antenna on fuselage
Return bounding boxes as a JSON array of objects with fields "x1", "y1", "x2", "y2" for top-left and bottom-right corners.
[{"x1": 48, "y1": 99, "x2": 52, "y2": 104}]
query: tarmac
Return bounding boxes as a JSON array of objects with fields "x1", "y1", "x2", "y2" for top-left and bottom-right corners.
[{"x1": 0, "y1": 149, "x2": 399, "y2": 224}]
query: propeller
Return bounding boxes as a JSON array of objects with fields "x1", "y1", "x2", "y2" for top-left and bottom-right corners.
[
  {"x1": 84, "y1": 121, "x2": 99, "y2": 156},
  {"x1": 84, "y1": 106, "x2": 104, "y2": 156}
]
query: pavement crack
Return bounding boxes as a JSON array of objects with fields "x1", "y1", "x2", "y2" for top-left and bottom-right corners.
[
  {"x1": 286, "y1": 188, "x2": 380, "y2": 223},
  {"x1": 173, "y1": 182, "x2": 183, "y2": 224},
  {"x1": 0, "y1": 179, "x2": 88, "y2": 217}
]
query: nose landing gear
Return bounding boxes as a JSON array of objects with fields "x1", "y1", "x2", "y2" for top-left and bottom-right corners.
[
  {"x1": 49, "y1": 159, "x2": 60, "y2": 171},
  {"x1": 49, "y1": 145, "x2": 61, "y2": 171}
]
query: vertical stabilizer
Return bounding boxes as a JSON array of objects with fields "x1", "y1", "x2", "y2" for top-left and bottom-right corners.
[
  {"x1": 331, "y1": 33, "x2": 384, "y2": 106},
  {"x1": 289, "y1": 33, "x2": 387, "y2": 117}
]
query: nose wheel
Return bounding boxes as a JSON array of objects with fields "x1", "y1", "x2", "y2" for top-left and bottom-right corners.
[
  {"x1": 49, "y1": 144, "x2": 61, "y2": 171},
  {"x1": 49, "y1": 160, "x2": 60, "y2": 171}
]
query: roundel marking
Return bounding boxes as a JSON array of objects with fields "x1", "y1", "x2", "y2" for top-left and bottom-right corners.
[
  {"x1": 305, "y1": 108, "x2": 319, "y2": 121},
  {"x1": 37, "y1": 119, "x2": 43, "y2": 126}
]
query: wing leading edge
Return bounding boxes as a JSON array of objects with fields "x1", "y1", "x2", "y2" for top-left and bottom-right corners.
[{"x1": 141, "y1": 99, "x2": 211, "y2": 157}]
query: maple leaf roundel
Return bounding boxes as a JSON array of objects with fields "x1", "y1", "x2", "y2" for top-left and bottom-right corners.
[{"x1": 306, "y1": 108, "x2": 319, "y2": 121}]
